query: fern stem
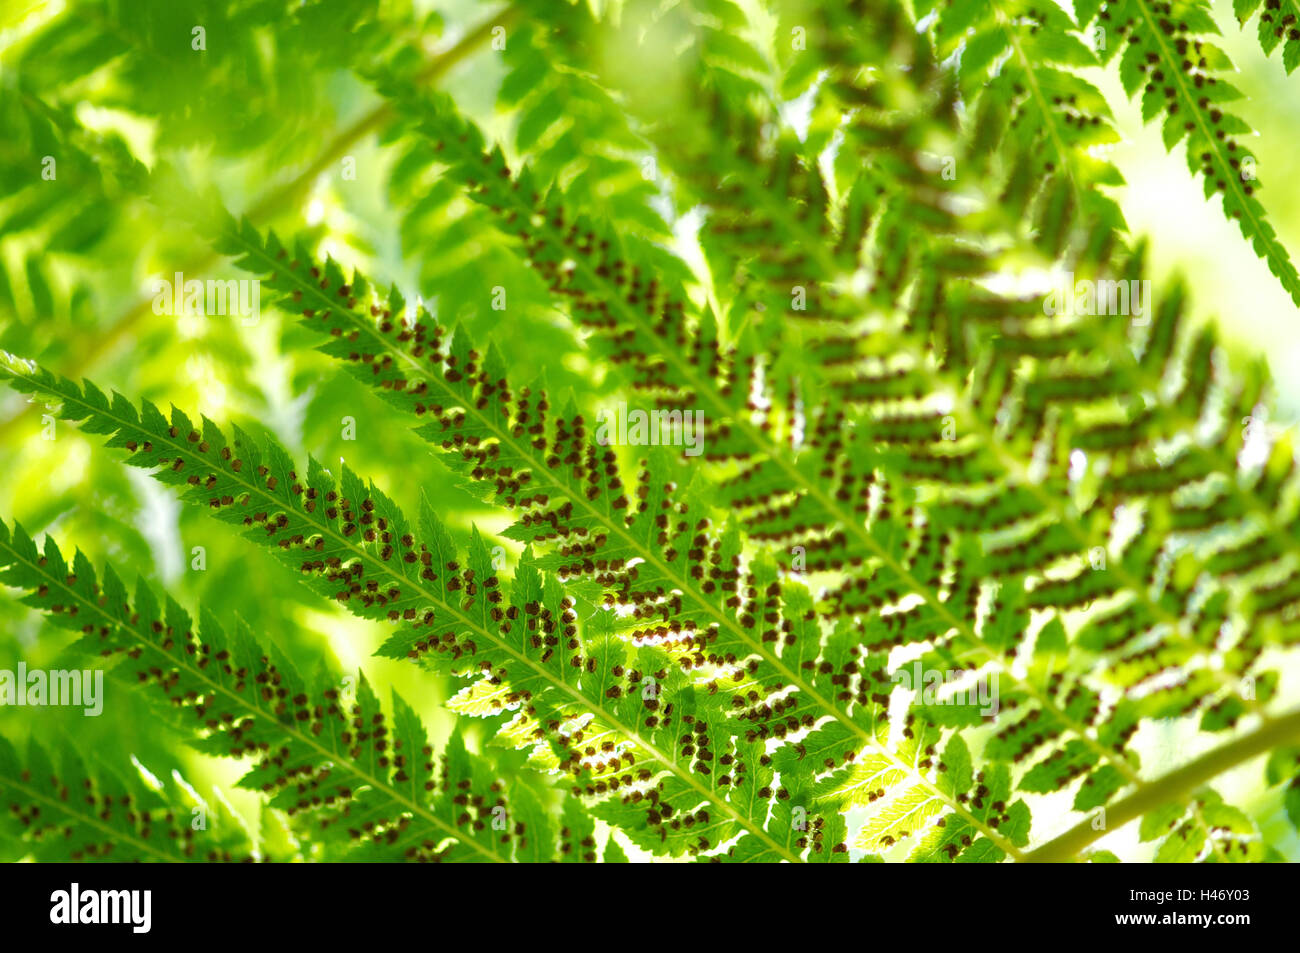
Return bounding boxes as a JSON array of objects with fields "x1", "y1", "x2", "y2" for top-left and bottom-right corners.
[{"x1": 1024, "y1": 704, "x2": 1300, "y2": 861}]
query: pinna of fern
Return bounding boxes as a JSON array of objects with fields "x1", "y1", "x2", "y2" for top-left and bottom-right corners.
[
  {"x1": 180, "y1": 208, "x2": 1037, "y2": 861},
  {"x1": 154, "y1": 36, "x2": 1300, "y2": 858},
  {"x1": 1081, "y1": 0, "x2": 1300, "y2": 304},
  {"x1": 2, "y1": 0, "x2": 1300, "y2": 865},
  {"x1": 0, "y1": 353, "x2": 863, "y2": 861},
  {"x1": 0, "y1": 515, "x2": 586, "y2": 863},
  {"x1": 179, "y1": 204, "x2": 1298, "y2": 863},
  {"x1": 1233, "y1": 0, "x2": 1300, "y2": 73},
  {"x1": 0, "y1": 730, "x2": 256, "y2": 863}
]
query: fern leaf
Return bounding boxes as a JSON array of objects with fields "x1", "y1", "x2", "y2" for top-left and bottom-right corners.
[
  {"x1": 910, "y1": 0, "x2": 1127, "y2": 257},
  {"x1": 0, "y1": 735, "x2": 251, "y2": 862},
  {"x1": 0, "y1": 517, "x2": 551, "y2": 862},
  {"x1": 0, "y1": 356, "x2": 828, "y2": 860},
  {"x1": 196, "y1": 219, "x2": 1034, "y2": 860},
  {"x1": 1089, "y1": 0, "x2": 1300, "y2": 305},
  {"x1": 1232, "y1": 0, "x2": 1300, "y2": 73}
]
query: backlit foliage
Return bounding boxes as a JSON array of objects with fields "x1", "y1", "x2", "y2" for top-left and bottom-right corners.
[{"x1": 1, "y1": 0, "x2": 1298, "y2": 863}]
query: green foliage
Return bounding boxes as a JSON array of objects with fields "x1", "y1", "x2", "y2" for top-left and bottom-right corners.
[
  {"x1": 1087, "y1": 0, "x2": 1300, "y2": 304},
  {"x1": 0, "y1": 733, "x2": 253, "y2": 862},
  {"x1": 1233, "y1": 0, "x2": 1300, "y2": 73},
  {"x1": 0, "y1": 0, "x2": 1298, "y2": 863},
  {"x1": 0, "y1": 516, "x2": 558, "y2": 862}
]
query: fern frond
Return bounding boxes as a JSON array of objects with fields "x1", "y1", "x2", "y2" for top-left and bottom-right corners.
[
  {"x1": 462, "y1": 6, "x2": 1300, "y2": 852},
  {"x1": 11, "y1": 0, "x2": 390, "y2": 157},
  {"x1": 496, "y1": 15, "x2": 667, "y2": 237},
  {"x1": 779, "y1": 5, "x2": 1300, "y2": 669},
  {"x1": 523, "y1": 4, "x2": 1300, "y2": 841},
  {"x1": 1232, "y1": 0, "x2": 1300, "y2": 73},
  {"x1": 198, "y1": 216, "x2": 1039, "y2": 861},
  {"x1": 0, "y1": 355, "x2": 843, "y2": 860},
  {"x1": 768, "y1": 0, "x2": 1296, "y2": 727},
  {"x1": 5, "y1": 0, "x2": 1296, "y2": 865},
  {"x1": 1086, "y1": 0, "x2": 1300, "y2": 305},
  {"x1": 908, "y1": 0, "x2": 1127, "y2": 257},
  {"x1": 0, "y1": 734, "x2": 252, "y2": 862},
  {"x1": 0, "y1": 87, "x2": 146, "y2": 335},
  {"x1": 207, "y1": 74, "x2": 1147, "y2": 853},
  {"x1": 0, "y1": 516, "x2": 563, "y2": 862}
]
